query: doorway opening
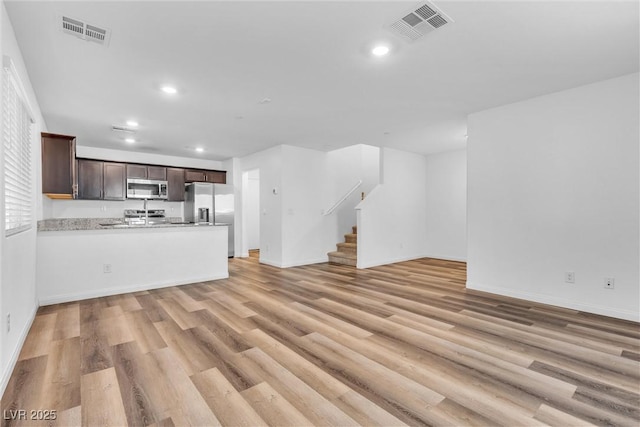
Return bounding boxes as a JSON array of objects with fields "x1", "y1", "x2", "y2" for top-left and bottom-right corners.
[{"x1": 241, "y1": 169, "x2": 260, "y2": 258}]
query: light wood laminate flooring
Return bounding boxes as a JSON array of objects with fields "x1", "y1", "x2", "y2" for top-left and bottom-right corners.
[{"x1": 1, "y1": 257, "x2": 639, "y2": 426}]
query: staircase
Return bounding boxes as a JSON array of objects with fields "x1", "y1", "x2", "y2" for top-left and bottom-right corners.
[{"x1": 328, "y1": 226, "x2": 357, "y2": 266}]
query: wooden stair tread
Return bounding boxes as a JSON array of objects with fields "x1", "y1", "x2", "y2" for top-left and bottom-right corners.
[
  {"x1": 329, "y1": 225, "x2": 358, "y2": 266},
  {"x1": 336, "y1": 242, "x2": 357, "y2": 248},
  {"x1": 336, "y1": 243, "x2": 357, "y2": 254},
  {"x1": 328, "y1": 251, "x2": 357, "y2": 260},
  {"x1": 344, "y1": 233, "x2": 357, "y2": 243}
]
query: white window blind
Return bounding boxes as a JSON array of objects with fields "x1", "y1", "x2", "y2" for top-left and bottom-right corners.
[{"x1": 3, "y1": 56, "x2": 34, "y2": 236}]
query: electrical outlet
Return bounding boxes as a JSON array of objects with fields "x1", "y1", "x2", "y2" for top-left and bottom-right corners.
[
  {"x1": 103, "y1": 264, "x2": 112, "y2": 273},
  {"x1": 604, "y1": 278, "x2": 615, "y2": 289},
  {"x1": 565, "y1": 271, "x2": 575, "y2": 283},
  {"x1": 6, "y1": 313, "x2": 10, "y2": 333}
]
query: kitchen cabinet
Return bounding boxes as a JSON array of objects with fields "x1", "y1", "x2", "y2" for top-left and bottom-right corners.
[
  {"x1": 78, "y1": 159, "x2": 126, "y2": 200},
  {"x1": 184, "y1": 169, "x2": 226, "y2": 184},
  {"x1": 77, "y1": 159, "x2": 103, "y2": 200},
  {"x1": 126, "y1": 164, "x2": 147, "y2": 179},
  {"x1": 127, "y1": 164, "x2": 167, "y2": 180},
  {"x1": 167, "y1": 167, "x2": 185, "y2": 201},
  {"x1": 103, "y1": 163, "x2": 126, "y2": 200},
  {"x1": 148, "y1": 166, "x2": 167, "y2": 180},
  {"x1": 206, "y1": 170, "x2": 226, "y2": 184},
  {"x1": 41, "y1": 133, "x2": 77, "y2": 198},
  {"x1": 184, "y1": 169, "x2": 205, "y2": 182}
]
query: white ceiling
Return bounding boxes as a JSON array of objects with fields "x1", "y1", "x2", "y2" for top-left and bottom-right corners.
[{"x1": 5, "y1": 0, "x2": 639, "y2": 161}]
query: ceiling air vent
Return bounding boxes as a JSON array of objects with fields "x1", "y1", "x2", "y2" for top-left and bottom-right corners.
[
  {"x1": 388, "y1": 2, "x2": 453, "y2": 43},
  {"x1": 111, "y1": 125, "x2": 136, "y2": 134},
  {"x1": 59, "y1": 15, "x2": 111, "y2": 46},
  {"x1": 62, "y1": 16, "x2": 83, "y2": 36},
  {"x1": 85, "y1": 25, "x2": 107, "y2": 43},
  {"x1": 414, "y1": 4, "x2": 437, "y2": 20}
]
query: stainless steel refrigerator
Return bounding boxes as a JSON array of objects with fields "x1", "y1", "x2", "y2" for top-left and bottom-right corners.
[{"x1": 184, "y1": 182, "x2": 235, "y2": 257}]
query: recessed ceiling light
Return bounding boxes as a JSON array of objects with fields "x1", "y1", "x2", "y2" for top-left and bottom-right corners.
[
  {"x1": 195, "y1": 147, "x2": 204, "y2": 153},
  {"x1": 125, "y1": 138, "x2": 135, "y2": 143},
  {"x1": 126, "y1": 120, "x2": 138, "y2": 127},
  {"x1": 161, "y1": 85, "x2": 177, "y2": 94},
  {"x1": 372, "y1": 45, "x2": 390, "y2": 56}
]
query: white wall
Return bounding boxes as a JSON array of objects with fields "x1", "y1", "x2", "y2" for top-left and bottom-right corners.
[
  {"x1": 326, "y1": 144, "x2": 380, "y2": 242},
  {"x1": 235, "y1": 144, "x2": 381, "y2": 268},
  {"x1": 0, "y1": 0, "x2": 45, "y2": 395},
  {"x1": 467, "y1": 73, "x2": 639, "y2": 321},
  {"x1": 357, "y1": 147, "x2": 428, "y2": 268},
  {"x1": 237, "y1": 146, "x2": 284, "y2": 266},
  {"x1": 245, "y1": 169, "x2": 260, "y2": 250},
  {"x1": 236, "y1": 145, "x2": 332, "y2": 268},
  {"x1": 425, "y1": 149, "x2": 467, "y2": 261},
  {"x1": 225, "y1": 157, "x2": 242, "y2": 258},
  {"x1": 37, "y1": 227, "x2": 228, "y2": 305},
  {"x1": 280, "y1": 145, "x2": 334, "y2": 267}
]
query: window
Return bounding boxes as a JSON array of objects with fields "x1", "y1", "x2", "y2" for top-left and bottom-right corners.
[{"x1": 3, "y1": 56, "x2": 34, "y2": 236}]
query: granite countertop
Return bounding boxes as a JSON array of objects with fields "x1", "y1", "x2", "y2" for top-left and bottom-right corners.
[{"x1": 37, "y1": 217, "x2": 219, "y2": 231}]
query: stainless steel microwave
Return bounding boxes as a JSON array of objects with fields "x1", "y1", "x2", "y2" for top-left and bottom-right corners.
[{"x1": 126, "y1": 179, "x2": 168, "y2": 200}]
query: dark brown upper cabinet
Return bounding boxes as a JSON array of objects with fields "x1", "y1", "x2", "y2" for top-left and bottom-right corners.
[
  {"x1": 77, "y1": 159, "x2": 103, "y2": 200},
  {"x1": 166, "y1": 167, "x2": 185, "y2": 201},
  {"x1": 126, "y1": 164, "x2": 167, "y2": 180},
  {"x1": 126, "y1": 164, "x2": 147, "y2": 179},
  {"x1": 206, "y1": 170, "x2": 226, "y2": 184},
  {"x1": 45, "y1": 142, "x2": 223, "y2": 202},
  {"x1": 103, "y1": 163, "x2": 126, "y2": 200},
  {"x1": 184, "y1": 169, "x2": 205, "y2": 183},
  {"x1": 41, "y1": 133, "x2": 77, "y2": 199},
  {"x1": 148, "y1": 166, "x2": 167, "y2": 180},
  {"x1": 77, "y1": 159, "x2": 126, "y2": 200},
  {"x1": 184, "y1": 169, "x2": 226, "y2": 184}
]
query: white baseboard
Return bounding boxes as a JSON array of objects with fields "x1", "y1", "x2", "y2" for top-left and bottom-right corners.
[
  {"x1": 258, "y1": 258, "x2": 282, "y2": 268},
  {"x1": 39, "y1": 274, "x2": 229, "y2": 306},
  {"x1": 357, "y1": 253, "x2": 427, "y2": 269},
  {"x1": 260, "y1": 256, "x2": 330, "y2": 269},
  {"x1": 421, "y1": 254, "x2": 467, "y2": 263},
  {"x1": 0, "y1": 303, "x2": 38, "y2": 398},
  {"x1": 466, "y1": 281, "x2": 639, "y2": 322},
  {"x1": 258, "y1": 257, "x2": 328, "y2": 269},
  {"x1": 280, "y1": 257, "x2": 328, "y2": 268}
]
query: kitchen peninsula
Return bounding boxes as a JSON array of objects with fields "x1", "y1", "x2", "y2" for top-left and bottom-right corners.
[{"x1": 36, "y1": 219, "x2": 228, "y2": 305}]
